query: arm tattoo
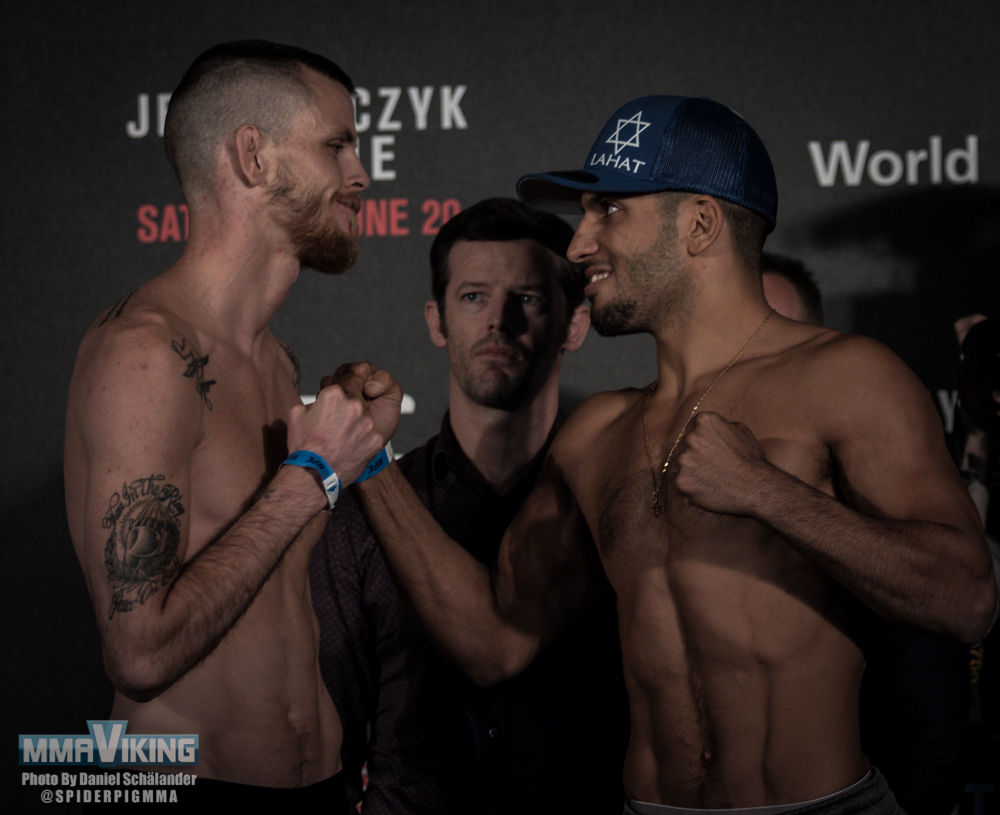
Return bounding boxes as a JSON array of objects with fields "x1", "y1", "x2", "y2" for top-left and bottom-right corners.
[
  {"x1": 279, "y1": 341, "x2": 302, "y2": 390},
  {"x1": 98, "y1": 291, "x2": 136, "y2": 326},
  {"x1": 102, "y1": 475, "x2": 184, "y2": 619},
  {"x1": 171, "y1": 338, "x2": 216, "y2": 409}
]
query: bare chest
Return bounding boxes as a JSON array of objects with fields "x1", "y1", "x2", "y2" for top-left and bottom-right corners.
[
  {"x1": 185, "y1": 357, "x2": 302, "y2": 555},
  {"x1": 576, "y1": 391, "x2": 833, "y2": 578}
]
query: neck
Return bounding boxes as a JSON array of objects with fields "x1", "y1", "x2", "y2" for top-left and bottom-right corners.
[
  {"x1": 651, "y1": 274, "x2": 774, "y2": 400},
  {"x1": 157, "y1": 205, "x2": 302, "y2": 349},
  {"x1": 447, "y1": 370, "x2": 561, "y2": 495}
]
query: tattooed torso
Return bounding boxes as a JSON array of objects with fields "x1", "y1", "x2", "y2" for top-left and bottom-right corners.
[{"x1": 65, "y1": 284, "x2": 339, "y2": 786}]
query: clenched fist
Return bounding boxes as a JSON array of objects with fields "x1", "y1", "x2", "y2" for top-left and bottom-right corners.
[
  {"x1": 286, "y1": 362, "x2": 402, "y2": 485},
  {"x1": 670, "y1": 411, "x2": 772, "y2": 516}
]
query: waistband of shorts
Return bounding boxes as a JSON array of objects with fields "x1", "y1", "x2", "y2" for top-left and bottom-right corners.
[{"x1": 625, "y1": 771, "x2": 873, "y2": 815}]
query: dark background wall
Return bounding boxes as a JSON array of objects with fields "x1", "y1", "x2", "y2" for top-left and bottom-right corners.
[{"x1": 4, "y1": 1, "x2": 998, "y2": 810}]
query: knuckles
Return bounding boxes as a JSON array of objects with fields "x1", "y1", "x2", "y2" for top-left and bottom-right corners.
[
  {"x1": 318, "y1": 383, "x2": 347, "y2": 403},
  {"x1": 320, "y1": 362, "x2": 401, "y2": 405},
  {"x1": 346, "y1": 361, "x2": 375, "y2": 378}
]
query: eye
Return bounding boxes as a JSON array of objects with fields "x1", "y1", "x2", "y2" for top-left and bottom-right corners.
[
  {"x1": 603, "y1": 201, "x2": 620, "y2": 216},
  {"x1": 461, "y1": 292, "x2": 482, "y2": 303},
  {"x1": 518, "y1": 294, "x2": 543, "y2": 305}
]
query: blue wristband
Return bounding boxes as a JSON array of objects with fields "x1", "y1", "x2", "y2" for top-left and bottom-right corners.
[
  {"x1": 355, "y1": 442, "x2": 394, "y2": 483},
  {"x1": 282, "y1": 450, "x2": 341, "y2": 509}
]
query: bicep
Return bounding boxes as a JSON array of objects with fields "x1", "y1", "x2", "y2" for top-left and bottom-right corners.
[
  {"x1": 70, "y1": 331, "x2": 204, "y2": 628},
  {"x1": 826, "y1": 342, "x2": 979, "y2": 533}
]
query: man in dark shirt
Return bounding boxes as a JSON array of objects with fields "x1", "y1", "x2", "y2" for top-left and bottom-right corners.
[{"x1": 310, "y1": 198, "x2": 630, "y2": 814}]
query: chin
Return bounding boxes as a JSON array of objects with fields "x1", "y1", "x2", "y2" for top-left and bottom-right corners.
[
  {"x1": 301, "y1": 239, "x2": 358, "y2": 275},
  {"x1": 463, "y1": 376, "x2": 524, "y2": 411},
  {"x1": 591, "y1": 305, "x2": 642, "y2": 337}
]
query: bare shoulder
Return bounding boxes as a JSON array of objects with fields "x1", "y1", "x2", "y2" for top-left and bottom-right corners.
[
  {"x1": 779, "y1": 330, "x2": 964, "y2": 511},
  {"x1": 80, "y1": 285, "x2": 210, "y2": 357},
  {"x1": 69, "y1": 290, "x2": 214, "y2": 443},
  {"x1": 550, "y1": 387, "x2": 648, "y2": 466},
  {"x1": 781, "y1": 330, "x2": 938, "y2": 436},
  {"x1": 796, "y1": 330, "x2": 919, "y2": 382}
]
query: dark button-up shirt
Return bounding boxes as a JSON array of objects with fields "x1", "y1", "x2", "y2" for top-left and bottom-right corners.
[{"x1": 310, "y1": 414, "x2": 629, "y2": 814}]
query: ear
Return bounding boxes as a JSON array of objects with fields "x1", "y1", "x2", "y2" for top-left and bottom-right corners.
[
  {"x1": 681, "y1": 195, "x2": 725, "y2": 257},
  {"x1": 425, "y1": 300, "x2": 448, "y2": 348},
  {"x1": 233, "y1": 124, "x2": 269, "y2": 187},
  {"x1": 561, "y1": 303, "x2": 590, "y2": 352}
]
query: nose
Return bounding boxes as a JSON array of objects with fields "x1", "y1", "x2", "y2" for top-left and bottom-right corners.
[
  {"x1": 487, "y1": 294, "x2": 529, "y2": 336},
  {"x1": 484, "y1": 295, "x2": 506, "y2": 331},
  {"x1": 567, "y1": 215, "x2": 598, "y2": 263},
  {"x1": 345, "y1": 148, "x2": 371, "y2": 191}
]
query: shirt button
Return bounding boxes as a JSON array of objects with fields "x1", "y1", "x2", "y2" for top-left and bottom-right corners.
[{"x1": 488, "y1": 728, "x2": 498, "y2": 738}]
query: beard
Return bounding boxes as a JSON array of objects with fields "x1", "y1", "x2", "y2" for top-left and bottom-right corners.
[
  {"x1": 587, "y1": 222, "x2": 691, "y2": 337},
  {"x1": 590, "y1": 293, "x2": 641, "y2": 337},
  {"x1": 465, "y1": 373, "x2": 529, "y2": 410},
  {"x1": 451, "y1": 334, "x2": 548, "y2": 411},
  {"x1": 269, "y1": 165, "x2": 360, "y2": 275}
]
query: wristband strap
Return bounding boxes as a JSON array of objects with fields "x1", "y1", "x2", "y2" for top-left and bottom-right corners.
[
  {"x1": 282, "y1": 450, "x2": 341, "y2": 509},
  {"x1": 355, "y1": 442, "x2": 394, "y2": 483}
]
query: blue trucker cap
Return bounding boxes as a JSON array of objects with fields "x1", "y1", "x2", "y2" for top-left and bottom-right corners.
[{"x1": 516, "y1": 96, "x2": 777, "y2": 233}]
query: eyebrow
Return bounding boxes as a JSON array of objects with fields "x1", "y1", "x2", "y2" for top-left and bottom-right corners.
[
  {"x1": 454, "y1": 281, "x2": 548, "y2": 296},
  {"x1": 328, "y1": 128, "x2": 357, "y2": 144},
  {"x1": 579, "y1": 193, "x2": 603, "y2": 213}
]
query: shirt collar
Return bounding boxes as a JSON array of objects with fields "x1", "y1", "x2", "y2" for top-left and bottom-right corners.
[{"x1": 431, "y1": 410, "x2": 566, "y2": 498}]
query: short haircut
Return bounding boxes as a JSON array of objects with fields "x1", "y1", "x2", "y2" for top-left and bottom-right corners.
[
  {"x1": 719, "y1": 200, "x2": 768, "y2": 273},
  {"x1": 164, "y1": 40, "x2": 354, "y2": 197},
  {"x1": 430, "y1": 197, "x2": 586, "y2": 318},
  {"x1": 658, "y1": 193, "x2": 768, "y2": 274},
  {"x1": 761, "y1": 252, "x2": 825, "y2": 325}
]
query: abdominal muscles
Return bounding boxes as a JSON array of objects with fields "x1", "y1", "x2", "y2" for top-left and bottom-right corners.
[{"x1": 606, "y1": 519, "x2": 865, "y2": 806}]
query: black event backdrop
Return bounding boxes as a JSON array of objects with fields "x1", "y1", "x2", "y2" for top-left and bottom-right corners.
[{"x1": 3, "y1": 1, "x2": 998, "y2": 810}]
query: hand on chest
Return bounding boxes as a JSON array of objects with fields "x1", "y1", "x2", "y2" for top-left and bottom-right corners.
[{"x1": 587, "y1": 401, "x2": 830, "y2": 562}]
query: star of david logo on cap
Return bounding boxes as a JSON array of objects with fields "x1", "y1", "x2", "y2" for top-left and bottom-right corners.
[{"x1": 606, "y1": 111, "x2": 650, "y2": 155}]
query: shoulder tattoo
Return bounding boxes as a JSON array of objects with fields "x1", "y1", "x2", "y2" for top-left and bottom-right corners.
[
  {"x1": 102, "y1": 475, "x2": 184, "y2": 619},
  {"x1": 98, "y1": 291, "x2": 137, "y2": 327},
  {"x1": 279, "y1": 341, "x2": 301, "y2": 390},
  {"x1": 171, "y1": 338, "x2": 216, "y2": 409}
]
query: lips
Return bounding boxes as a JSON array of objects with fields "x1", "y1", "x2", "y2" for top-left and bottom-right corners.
[
  {"x1": 476, "y1": 345, "x2": 520, "y2": 360},
  {"x1": 473, "y1": 338, "x2": 525, "y2": 363},
  {"x1": 584, "y1": 266, "x2": 612, "y2": 297},
  {"x1": 335, "y1": 192, "x2": 362, "y2": 214},
  {"x1": 333, "y1": 193, "x2": 362, "y2": 237},
  {"x1": 338, "y1": 202, "x2": 360, "y2": 221}
]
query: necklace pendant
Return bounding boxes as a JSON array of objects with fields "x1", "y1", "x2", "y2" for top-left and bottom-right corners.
[{"x1": 641, "y1": 308, "x2": 775, "y2": 524}]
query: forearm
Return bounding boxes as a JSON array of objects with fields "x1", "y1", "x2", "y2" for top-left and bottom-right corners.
[
  {"x1": 354, "y1": 464, "x2": 537, "y2": 684},
  {"x1": 748, "y1": 464, "x2": 996, "y2": 643},
  {"x1": 106, "y1": 465, "x2": 327, "y2": 700}
]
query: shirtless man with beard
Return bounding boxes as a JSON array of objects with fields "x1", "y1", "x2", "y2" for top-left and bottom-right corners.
[
  {"x1": 350, "y1": 96, "x2": 996, "y2": 813},
  {"x1": 64, "y1": 41, "x2": 401, "y2": 808}
]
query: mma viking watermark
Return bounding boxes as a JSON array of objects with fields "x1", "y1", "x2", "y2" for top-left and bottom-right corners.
[{"x1": 19, "y1": 720, "x2": 198, "y2": 767}]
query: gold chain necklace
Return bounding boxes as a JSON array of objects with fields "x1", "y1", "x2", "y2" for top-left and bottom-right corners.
[{"x1": 642, "y1": 308, "x2": 774, "y2": 516}]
